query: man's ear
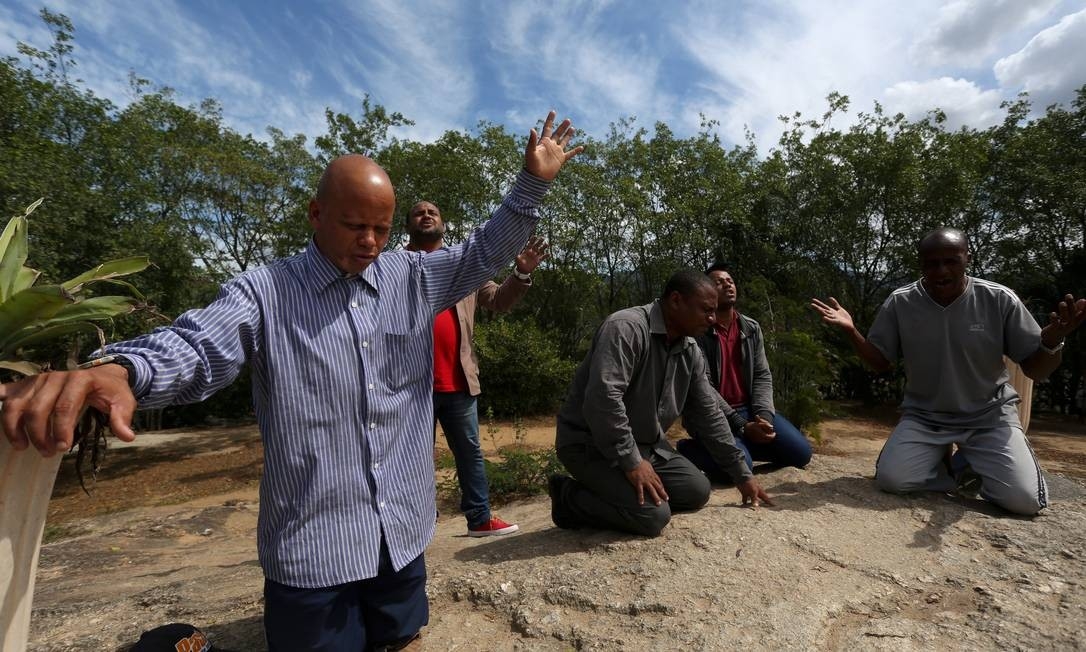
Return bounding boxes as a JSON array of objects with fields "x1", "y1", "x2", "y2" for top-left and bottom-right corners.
[{"x1": 307, "y1": 199, "x2": 321, "y2": 229}]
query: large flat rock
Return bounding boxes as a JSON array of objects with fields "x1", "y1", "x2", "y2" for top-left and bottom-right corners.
[{"x1": 27, "y1": 453, "x2": 1086, "y2": 650}]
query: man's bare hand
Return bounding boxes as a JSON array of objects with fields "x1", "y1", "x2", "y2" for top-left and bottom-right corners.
[
  {"x1": 1041, "y1": 294, "x2": 1086, "y2": 347},
  {"x1": 737, "y1": 477, "x2": 774, "y2": 509},
  {"x1": 743, "y1": 416, "x2": 776, "y2": 444},
  {"x1": 514, "y1": 236, "x2": 549, "y2": 275},
  {"x1": 810, "y1": 297, "x2": 855, "y2": 332},
  {"x1": 0, "y1": 366, "x2": 137, "y2": 456},
  {"x1": 524, "y1": 110, "x2": 584, "y2": 181},
  {"x1": 625, "y1": 459, "x2": 668, "y2": 506}
]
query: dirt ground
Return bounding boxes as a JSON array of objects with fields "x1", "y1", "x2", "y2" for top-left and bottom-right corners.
[
  {"x1": 44, "y1": 406, "x2": 1086, "y2": 534},
  {"x1": 28, "y1": 404, "x2": 1086, "y2": 651}
]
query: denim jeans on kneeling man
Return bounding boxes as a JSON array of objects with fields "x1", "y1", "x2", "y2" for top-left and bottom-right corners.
[{"x1": 678, "y1": 405, "x2": 813, "y2": 481}]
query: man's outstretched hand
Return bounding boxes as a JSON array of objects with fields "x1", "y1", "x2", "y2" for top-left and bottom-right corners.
[
  {"x1": 810, "y1": 297, "x2": 855, "y2": 332},
  {"x1": 524, "y1": 110, "x2": 584, "y2": 181},
  {"x1": 1042, "y1": 293, "x2": 1086, "y2": 347},
  {"x1": 737, "y1": 477, "x2": 774, "y2": 509},
  {"x1": 0, "y1": 366, "x2": 137, "y2": 456}
]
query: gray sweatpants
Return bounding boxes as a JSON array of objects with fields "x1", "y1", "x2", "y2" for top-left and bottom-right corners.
[{"x1": 875, "y1": 418, "x2": 1048, "y2": 515}]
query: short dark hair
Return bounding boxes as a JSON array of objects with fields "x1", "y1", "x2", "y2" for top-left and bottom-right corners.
[
  {"x1": 705, "y1": 261, "x2": 732, "y2": 276},
  {"x1": 660, "y1": 269, "x2": 715, "y2": 301},
  {"x1": 405, "y1": 201, "x2": 431, "y2": 224}
]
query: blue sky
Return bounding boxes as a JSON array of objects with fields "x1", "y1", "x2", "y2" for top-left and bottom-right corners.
[{"x1": 2, "y1": 0, "x2": 1085, "y2": 151}]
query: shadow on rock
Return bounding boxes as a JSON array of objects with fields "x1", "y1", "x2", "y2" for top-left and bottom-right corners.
[
  {"x1": 206, "y1": 614, "x2": 266, "y2": 652},
  {"x1": 454, "y1": 526, "x2": 632, "y2": 563}
]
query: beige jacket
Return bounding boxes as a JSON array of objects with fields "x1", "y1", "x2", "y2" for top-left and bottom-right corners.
[{"x1": 451, "y1": 275, "x2": 531, "y2": 396}]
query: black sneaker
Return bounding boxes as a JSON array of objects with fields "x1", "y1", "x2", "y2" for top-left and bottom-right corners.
[
  {"x1": 548, "y1": 474, "x2": 582, "y2": 529},
  {"x1": 955, "y1": 465, "x2": 983, "y2": 500}
]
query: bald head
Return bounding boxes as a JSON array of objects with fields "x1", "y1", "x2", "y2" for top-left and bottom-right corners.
[
  {"x1": 918, "y1": 228, "x2": 968, "y2": 256},
  {"x1": 316, "y1": 154, "x2": 394, "y2": 205},
  {"x1": 308, "y1": 154, "x2": 396, "y2": 275}
]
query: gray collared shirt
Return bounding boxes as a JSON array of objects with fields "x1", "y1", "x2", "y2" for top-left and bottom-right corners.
[{"x1": 556, "y1": 301, "x2": 751, "y2": 482}]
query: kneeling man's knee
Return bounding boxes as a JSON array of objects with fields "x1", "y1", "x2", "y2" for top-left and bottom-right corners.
[
  {"x1": 991, "y1": 485, "x2": 1047, "y2": 516},
  {"x1": 632, "y1": 503, "x2": 672, "y2": 537},
  {"x1": 671, "y1": 472, "x2": 711, "y2": 511},
  {"x1": 875, "y1": 461, "x2": 919, "y2": 494}
]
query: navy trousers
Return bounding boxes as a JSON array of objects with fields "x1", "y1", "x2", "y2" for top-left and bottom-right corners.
[{"x1": 263, "y1": 539, "x2": 427, "y2": 651}]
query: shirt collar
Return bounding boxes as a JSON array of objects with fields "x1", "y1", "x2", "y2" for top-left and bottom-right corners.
[
  {"x1": 301, "y1": 239, "x2": 379, "y2": 295},
  {"x1": 648, "y1": 300, "x2": 668, "y2": 335},
  {"x1": 648, "y1": 300, "x2": 696, "y2": 353},
  {"x1": 713, "y1": 311, "x2": 741, "y2": 335}
]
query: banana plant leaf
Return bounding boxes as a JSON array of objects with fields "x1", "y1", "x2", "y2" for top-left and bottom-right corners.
[
  {"x1": 13, "y1": 268, "x2": 40, "y2": 295},
  {"x1": 77, "y1": 277, "x2": 146, "y2": 301},
  {"x1": 0, "y1": 360, "x2": 41, "y2": 376},
  {"x1": 0, "y1": 286, "x2": 73, "y2": 337},
  {"x1": 61, "y1": 256, "x2": 150, "y2": 294},
  {"x1": 1, "y1": 322, "x2": 103, "y2": 361},
  {"x1": 0, "y1": 217, "x2": 30, "y2": 304}
]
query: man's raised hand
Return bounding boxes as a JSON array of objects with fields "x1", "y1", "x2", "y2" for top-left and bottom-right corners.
[
  {"x1": 1042, "y1": 294, "x2": 1086, "y2": 347},
  {"x1": 524, "y1": 110, "x2": 584, "y2": 181},
  {"x1": 810, "y1": 297, "x2": 855, "y2": 331}
]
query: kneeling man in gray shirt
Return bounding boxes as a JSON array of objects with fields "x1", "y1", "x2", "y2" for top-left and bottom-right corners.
[
  {"x1": 812, "y1": 228, "x2": 1085, "y2": 515},
  {"x1": 550, "y1": 270, "x2": 773, "y2": 536}
]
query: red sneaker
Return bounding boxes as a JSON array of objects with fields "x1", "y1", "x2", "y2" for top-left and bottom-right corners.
[{"x1": 468, "y1": 516, "x2": 519, "y2": 537}]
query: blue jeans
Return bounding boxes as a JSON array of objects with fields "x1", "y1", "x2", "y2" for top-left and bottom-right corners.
[
  {"x1": 677, "y1": 406, "x2": 812, "y2": 481},
  {"x1": 433, "y1": 391, "x2": 491, "y2": 527}
]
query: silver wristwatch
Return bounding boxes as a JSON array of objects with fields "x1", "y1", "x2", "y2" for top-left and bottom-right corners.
[{"x1": 1039, "y1": 339, "x2": 1065, "y2": 355}]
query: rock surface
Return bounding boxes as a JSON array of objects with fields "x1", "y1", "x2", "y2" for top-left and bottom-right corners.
[{"x1": 27, "y1": 451, "x2": 1086, "y2": 651}]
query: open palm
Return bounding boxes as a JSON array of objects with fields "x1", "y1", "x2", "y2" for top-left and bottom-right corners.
[
  {"x1": 524, "y1": 110, "x2": 583, "y2": 181},
  {"x1": 810, "y1": 297, "x2": 855, "y2": 331}
]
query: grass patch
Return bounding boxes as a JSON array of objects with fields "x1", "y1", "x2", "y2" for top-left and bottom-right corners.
[
  {"x1": 437, "y1": 410, "x2": 561, "y2": 506},
  {"x1": 41, "y1": 522, "x2": 90, "y2": 544}
]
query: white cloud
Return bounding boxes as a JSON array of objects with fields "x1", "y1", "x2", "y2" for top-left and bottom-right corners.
[
  {"x1": 917, "y1": 0, "x2": 1061, "y2": 68},
  {"x1": 3, "y1": 0, "x2": 1084, "y2": 153},
  {"x1": 675, "y1": 0, "x2": 943, "y2": 149},
  {"x1": 883, "y1": 77, "x2": 1005, "y2": 129},
  {"x1": 994, "y1": 9, "x2": 1086, "y2": 110},
  {"x1": 484, "y1": 0, "x2": 671, "y2": 140},
  {"x1": 331, "y1": 0, "x2": 477, "y2": 143},
  {"x1": 0, "y1": 3, "x2": 53, "y2": 59}
]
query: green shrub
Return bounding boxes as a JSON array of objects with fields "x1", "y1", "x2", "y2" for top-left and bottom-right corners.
[
  {"x1": 765, "y1": 329, "x2": 834, "y2": 441},
  {"x1": 436, "y1": 411, "x2": 561, "y2": 505},
  {"x1": 474, "y1": 316, "x2": 577, "y2": 417}
]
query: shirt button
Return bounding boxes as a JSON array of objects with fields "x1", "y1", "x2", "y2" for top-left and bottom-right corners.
[
  {"x1": 379, "y1": 501, "x2": 386, "y2": 509},
  {"x1": 350, "y1": 301, "x2": 358, "y2": 308},
  {"x1": 369, "y1": 422, "x2": 377, "y2": 429},
  {"x1": 368, "y1": 383, "x2": 375, "y2": 390},
  {"x1": 373, "y1": 462, "x2": 380, "y2": 470},
  {"x1": 362, "y1": 340, "x2": 369, "y2": 348}
]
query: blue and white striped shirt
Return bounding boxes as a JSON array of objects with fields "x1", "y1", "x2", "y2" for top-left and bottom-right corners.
[{"x1": 106, "y1": 170, "x2": 549, "y2": 588}]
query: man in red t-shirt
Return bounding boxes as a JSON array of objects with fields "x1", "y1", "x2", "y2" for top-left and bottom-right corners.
[{"x1": 406, "y1": 200, "x2": 547, "y2": 536}]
